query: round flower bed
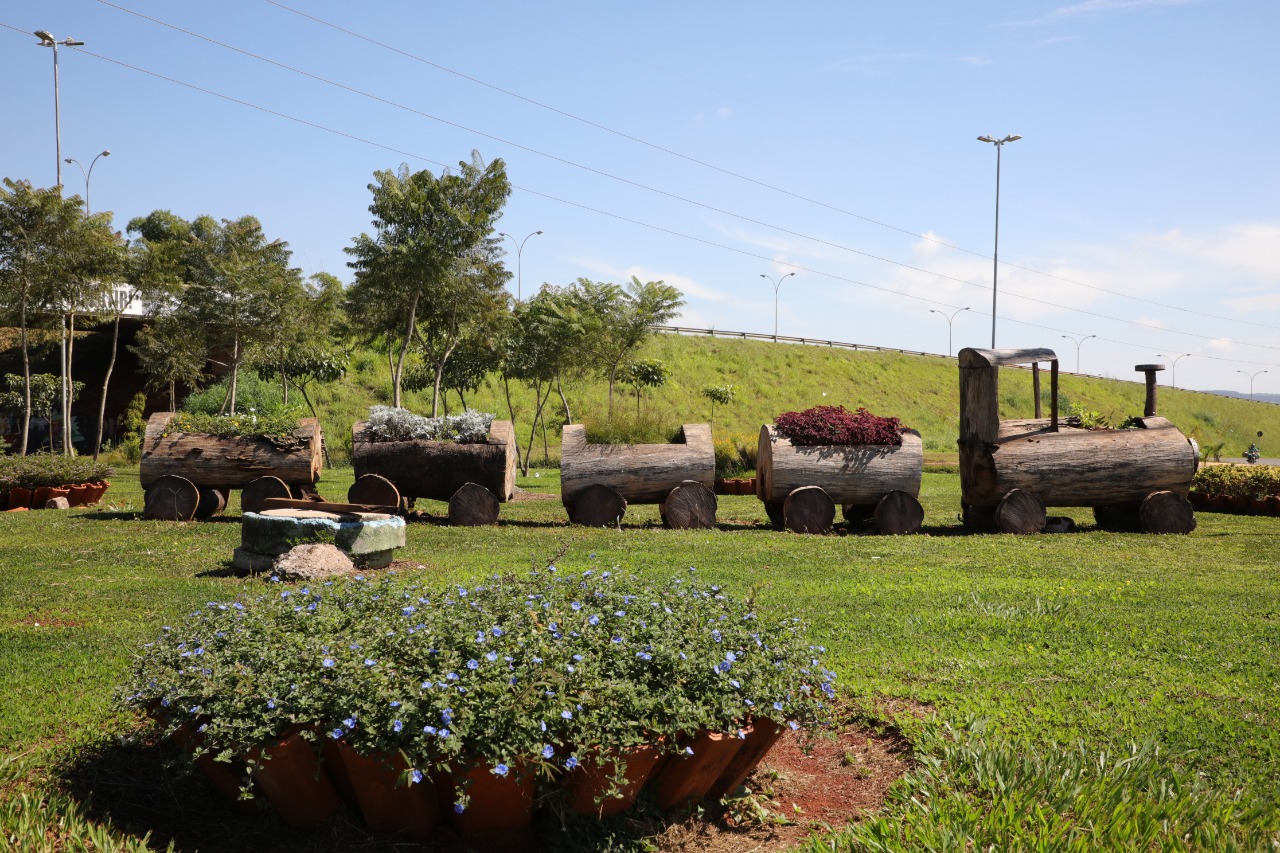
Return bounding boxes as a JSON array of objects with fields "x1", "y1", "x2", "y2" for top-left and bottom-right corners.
[{"x1": 121, "y1": 567, "x2": 834, "y2": 836}]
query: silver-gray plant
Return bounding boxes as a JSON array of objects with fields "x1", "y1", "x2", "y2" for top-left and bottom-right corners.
[{"x1": 365, "y1": 406, "x2": 495, "y2": 443}]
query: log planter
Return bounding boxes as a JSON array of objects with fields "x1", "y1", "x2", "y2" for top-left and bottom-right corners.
[
  {"x1": 560, "y1": 424, "x2": 716, "y2": 529},
  {"x1": 350, "y1": 420, "x2": 517, "y2": 525},
  {"x1": 959, "y1": 348, "x2": 1199, "y2": 534},
  {"x1": 756, "y1": 424, "x2": 924, "y2": 534},
  {"x1": 139, "y1": 412, "x2": 323, "y2": 521}
]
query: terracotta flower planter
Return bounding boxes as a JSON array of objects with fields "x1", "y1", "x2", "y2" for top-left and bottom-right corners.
[
  {"x1": 35, "y1": 486, "x2": 70, "y2": 508},
  {"x1": 331, "y1": 740, "x2": 439, "y2": 839},
  {"x1": 446, "y1": 760, "x2": 536, "y2": 838},
  {"x1": 1266, "y1": 495, "x2": 1280, "y2": 516},
  {"x1": 570, "y1": 742, "x2": 666, "y2": 817},
  {"x1": 85, "y1": 480, "x2": 110, "y2": 505},
  {"x1": 64, "y1": 483, "x2": 93, "y2": 506},
  {"x1": 707, "y1": 718, "x2": 785, "y2": 802},
  {"x1": 653, "y1": 730, "x2": 744, "y2": 810},
  {"x1": 168, "y1": 721, "x2": 258, "y2": 816},
  {"x1": 8, "y1": 487, "x2": 33, "y2": 510},
  {"x1": 245, "y1": 727, "x2": 343, "y2": 831}
]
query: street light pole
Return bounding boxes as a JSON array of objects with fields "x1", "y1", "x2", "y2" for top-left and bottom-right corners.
[
  {"x1": 977, "y1": 134, "x2": 1022, "y2": 349},
  {"x1": 35, "y1": 31, "x2": 85, "y2": 192},
  {"x1": 761, "y1": 272, "x2": 796, "y2": 342},
  {"x1": 1061, "y1": 334, "x2": 1096, "y2": 373},
  {"x1": 929, "y1": 307, "x2": 971, "y2": 357},
  {"x1": 1157, "y1": 353, "x2": 1190, "y2": 389},
  {"x1": 498, "y1": 230, "x2": 543, "y2": 301},
  {"x1": 1237, "y1": 369, "x2": 1268, "y2": 401},
  {"x1": 64, "y1": 150, "x2": 110, "y2": 212}
]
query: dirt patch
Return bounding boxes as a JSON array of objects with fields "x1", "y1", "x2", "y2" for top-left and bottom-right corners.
[
  {"x1": 509, "y1": 486, "x2": 559, "y2": 502},
  {"x1": 654, "y1": 721, "x2": 910, "y2": 852}
]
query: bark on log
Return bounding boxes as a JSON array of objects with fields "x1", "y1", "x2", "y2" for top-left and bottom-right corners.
[
  {"x1": 783, "y1": 486, "x2": 835, "y2": 534},
  {"x1": 241, "y1": 476, "x2": 292, "y2": 515},
  {"x1": 349, "y1": 474, "x2": 401, "y2": 509},
  {"x1": 995, "y1": 488, "x2": 1046, "y2": 534},
  {"x1": 756, "y1": 425, "x2": 922, "y2": 506},
  {"x1": 568, "y1": 483, "x2": 628, "y2": 529},
  {"x1": 448, "y1": 482, "x2": 501, "y2": 527},
  {"x1": 873, "y1": 490, "x2": 924, "y2": 535},
  {"x1": 560, "y1": 424, "x2": 714, "y2": 506},
  {"x1": 139, "y1": 412, "x2": 322, "y2": 489},
  {"x1": 144, "y1": 475, "x2": 199, "y2": 521},
  {"x1": 260, "y1": 498, "x2": 400, "y2": 515},
  {"x1": 961, "y1": 417, "x2": 1197, "y2": 510},
  {"x1": 193, "y1": 487, "x2": 227, "y2": 520},
  {"x1": 1139, "y1": 490, "x2": 1197, "y2": 534},
  {"x1": 660, "y1": 481, "x2": 718, "y2": 530},
  {"x1": 350, "y1": 420, "x2": 517, "y2": 503}
]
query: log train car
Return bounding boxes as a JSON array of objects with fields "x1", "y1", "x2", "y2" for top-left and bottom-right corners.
[{"x1": 958, "y1": 347, "x2": 1198, "y2": 534}]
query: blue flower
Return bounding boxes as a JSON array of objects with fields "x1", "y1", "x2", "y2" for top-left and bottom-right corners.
[
  {"x1": 637, "y1": 652, "x2": 653, "y2": 661},
  {"x1": 572, "y1": 654, "x2": 583, "y2": 662},
  {"x1": 561, "y1": 710, "x2": 573, "y2": 720},
  {"x1": 588, "y1": 615, "x2": 600, "y2": 626},
  {"x1": 725, "y1": 651, "x2": 737, "y2": 662},
  {"x1": 492, "y1": 763, "x2": 509, "y2": 777},
  {"x1": 442, "y1": 709, "x2": 454, "y2": 724},
  {"x1": 773, "y1": 701, "x2": 785, "y2": 712},
  {"x1": 611, "y1": 636, "x2": 623, "y2": 644},
  {"x1": 491, "y1": 626, "x2": 503, "y2": 637},
  {"x1": 393, "y1": 720, "x2": 404, "y2": 732},
  {"x1": 486, "y1": 651, "x2": 498, "y2": 662},
  {"x1": 364, "y1": 658, "x2": 377, "y2": 667},
  {"x1": 458, "y1": 588, "x2": 468, "y2": 597},
  {"x1": 466, "y1": 659, "x2": 479, "y2": 670},
  {"x1": 390, "y1": 700, "x2": 401, "y2": 708},
  {"x1": 331, "y1": 728, "x2": 344, "y2": 739},
  {"x1": 411, "y1": 769, "x2": 423, "y2": 784},
  {"x1": 423, "y1": 725, "x2": 438, "y2": 735},
  {"x1": 266, "y1": 699, "x2": 276, "y2": 709},
  {"x1": 322, "y1": 658, "x2": 335, "y2": 668},
  {"x1": 565, "y1": 756, "x2": 579, "y2": 770},
  {"x1": 343, "y1": 716, "x2": 357, "y2": 728},
  {"x1": 615, "y1": 610, "x2": 626, "y2": 617},
  {"x1": 789, "y1": 720, "x2": 800, "y2": 731},
  {"x1": 447, "y1": 672, "x2": 459, "y2": 681},
  {"x1": 711, "y1": 630, "x2": 722, "y2": 642},
  {"x1": 454, "y1": 802, "x2": 466, "y2": 814},
  {"x1": 684, "y1": 746, "x2": 695, "y2": 755},
  {"x1": 541, "y1": 744, "x2": 555, "y2": 759},
  {"x1": 571, "y1": 601, "x2": 582, "y2": 611},
  {"x1": 439, "y1": 728, "x2": 451, "y2": 738},
  {"x1": 717, "y1": 661, "x2": 732, "y2": 673}
]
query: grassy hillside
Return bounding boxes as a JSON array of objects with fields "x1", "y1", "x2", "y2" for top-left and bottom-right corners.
[{"x1": 300, "y1": 334, "x2": 1280, "y2": 464}]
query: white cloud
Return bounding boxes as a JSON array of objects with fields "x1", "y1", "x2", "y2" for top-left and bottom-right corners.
[
  {"x1": 716, "y1": 107, "x2": 732, "y2": 120},
  {"x1": 1000, "y1": 0, "x2": 1203, "y2": 27}
]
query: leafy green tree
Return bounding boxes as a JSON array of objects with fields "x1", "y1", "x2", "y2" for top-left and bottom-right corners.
[
  {"x1": 345, "y1": 153, "x2": 511, "y2": 410},
  {"x1": 0, "y1": 179, "x2": 83, "y2": 454},
  {"x1": 0, "y1": 374, "x2": 81, "y2": 453},
  {"x1": 701, "y1": 384, "x2": 737, "y2": 428},
  {"x1": 500, "y1": 294, "x2": 564, "y2": 475},
  {"x1": 569, "y1": 277, "x2": 683, "y2": 418},
  {"x1": 128, "y1": 319, "x2": 207, "y2": 412},
  {"x1": 621, "y1": 359, "x2": 668, "y2": 416}
]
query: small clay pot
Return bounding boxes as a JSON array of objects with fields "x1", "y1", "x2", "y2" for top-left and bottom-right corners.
[{"x1": 570, "y1": 742, "x2": 665, "y2": 817}]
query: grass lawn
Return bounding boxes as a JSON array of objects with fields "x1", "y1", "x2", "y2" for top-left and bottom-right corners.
[{"x1": 2, "y1": 466, "x2": 1279, "y2": 850}]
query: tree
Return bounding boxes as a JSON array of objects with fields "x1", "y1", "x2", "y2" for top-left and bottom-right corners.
[
  {"x1": 128, "y1": 319, "x2": 207, "y2": 412},
  {"x1": 621, "y1": 359, "x2": 668, "y2": 416},
  {"x1": 701, "y1": 384, "x2": 736, "y2": 428},
  {"x1": 180, "y1": 216, "x2": 304, "y2": 414},
  {"x1": 570, "y1": 277, "x2": 683, "y2": 418},
  {"x1": 0, "y1": 374, "x2": 81, "y2": 453},
  {"x1": 345, "y1": 153, "x2": 511, "y2": 410},
  {"x1": 0, "y1": 179, "x2": 83, "y2": 454},
  {"x1": 500, "y1": 293, "x2": 562, "y2": 475}
]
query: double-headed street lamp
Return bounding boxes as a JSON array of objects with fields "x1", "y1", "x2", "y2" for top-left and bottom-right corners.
[
  {"x1": 498, "y1": 230, "x2": 543, "y2": 301},
  {"x1": 761, "y1": 272, "x2": 796, "y2": 342},
  {"x1": 1237, "y1": 369, "x2": 1268, "y2": 401},
  {"x1": 1157, "y1": 353, "x2": 1190, "y2": 389},
  {"x1": 929, "y1": 307, "x2": 970, "y2": 357},
  {"x1": 35, "y1": 30, "x2": 85, "y2": 192},
  {"x1": 1061, "y1": 333, "x2": 1096, "y2": 373},
  {"x1": 64, "y1": 150, "x2": 110, "y2": 212},
  {"x1": 977, "y1": 134, "x2": 1022, "y2": 348}
]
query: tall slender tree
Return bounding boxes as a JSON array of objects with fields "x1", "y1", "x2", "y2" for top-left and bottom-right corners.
[{"x1": 345, "y1": 153, "x2": 511, "y2": 409}]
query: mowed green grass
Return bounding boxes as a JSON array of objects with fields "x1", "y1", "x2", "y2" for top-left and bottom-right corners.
[{"x1": 2, "y1": 467, "x2": 1279, "y2": 849}]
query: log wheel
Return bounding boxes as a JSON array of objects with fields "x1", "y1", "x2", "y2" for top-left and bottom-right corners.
[
  {"x1": 873, "y1": 490, "x2": 925, "y2": 535},
  {"x1": 348, "y1": 474, "x2": 401, "y2": 510},
  {"x1": 144, "y1": 475, "x2": 200, "y2": 522},
  {"x1": 448, "y1": 482, "x2": 501, "y2": 527},
  {"x1": 1138, "y1": 490, "x2": 1196, "y2": 534},
  {"x1": 193, "y1": 486, "x2": 227, "y2": 520},
  {"x1": 241, "y1": 476, "x2": 292, "y2": 515},
  {"x1": 782, "y1": 485, "x2": 835, "y2": 534},
  {"x1": 994, "y1": 488, "x2": 1046, "y2": 534},
  {"x1": 568, "y1": 484, "x2": 628, "y2": 529},
  {"x1": 659, "y1": 481, "x2": 718, "y2": 530}
]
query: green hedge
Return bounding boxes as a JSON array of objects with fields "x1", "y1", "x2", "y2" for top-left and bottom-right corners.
[{"x1": 1191, "y1": 464, "x2": 1280, "y2": 499}]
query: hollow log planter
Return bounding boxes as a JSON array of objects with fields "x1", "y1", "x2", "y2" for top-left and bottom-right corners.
[
  {"x1": 756, "y1": 424, "x2": 924, "y2": 534},
  {"x1": 349, "y1": 420, "x2": 517, "y2": 526},
  {"x1": 958, "y1": 348, "x2": 1198, "y2": 534},
  {"x1": 560, "y1": 424, "x2": 716, "y2": 529},
  {"x1": 139, "y1": 412, "x2": 323, "y2": 521}
]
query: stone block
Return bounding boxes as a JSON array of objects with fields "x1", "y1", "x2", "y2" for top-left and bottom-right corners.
[{"x1": 241, "y1": 509, "x2": 406, "y2": 558}]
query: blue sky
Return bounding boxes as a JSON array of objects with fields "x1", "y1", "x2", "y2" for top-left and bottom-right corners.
[{"x1": 4, "y1": 0, "x2": 1277, "y2": 395}]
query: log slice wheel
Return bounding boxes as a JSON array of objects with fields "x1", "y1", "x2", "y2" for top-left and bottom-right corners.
[
  {"x1": 1138, "y1": 490, "x2": 1197, "y2": 534},
  {"x1": 659, "y1": 481, "x2": 718, "y2": 530},
  {"x1": 447, "y1": 482, "x2": 501, "y2": 527},
  {"x1": 241, "y1": 476, "x2": 292, "y2": 515},
  {"x1": 783, "y1": 485, "x2": 835, "y2": 534},
  {"x1": 348, "y1": 474, "x2": 401, "y2": 510},
  {"x1": 144, "y1": 475, "x2": 200, "y2": 522},
  {"x1": 994, "y1": 488, "x2": 1047, "y2": 534},
  {"x1": 569, "y1": 484, "x2": 628, "y2": 529},
  {"x1": 873, "y1": 490, "x2": 925, "y2": 535}
]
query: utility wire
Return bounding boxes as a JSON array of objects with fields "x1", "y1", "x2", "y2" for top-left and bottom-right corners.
[
  {"x1": 71, "y1": 5, "x2": 1280, "y2": 350},
  {"x1": 256, "y1": 0, "x2": 1280, "y2": 333}
]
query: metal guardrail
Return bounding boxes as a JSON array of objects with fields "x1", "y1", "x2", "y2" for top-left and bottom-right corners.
[{"x1": 651, "y1": 324, "x2": 1279, "y2": 405}]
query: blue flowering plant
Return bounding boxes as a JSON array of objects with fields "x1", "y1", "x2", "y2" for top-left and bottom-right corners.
[{"x1": 121, "y1": 565, "x2": 834, "y2": 808}]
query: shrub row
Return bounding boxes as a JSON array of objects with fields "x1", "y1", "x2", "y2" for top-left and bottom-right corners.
[
  {"x1": 1191, "y1": 464, "x2": 1280, "y2": 500},
  {"x1": 0, "y1": 454, "x2": 113, "y2": 491},
  {"x1": 121, "y1": 567, "x2": 833, "y2": 811}
]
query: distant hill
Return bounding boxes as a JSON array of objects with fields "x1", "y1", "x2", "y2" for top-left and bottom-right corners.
[{"x1": 1204, "y1": 390, "x2": 1280, "y2": 406}]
